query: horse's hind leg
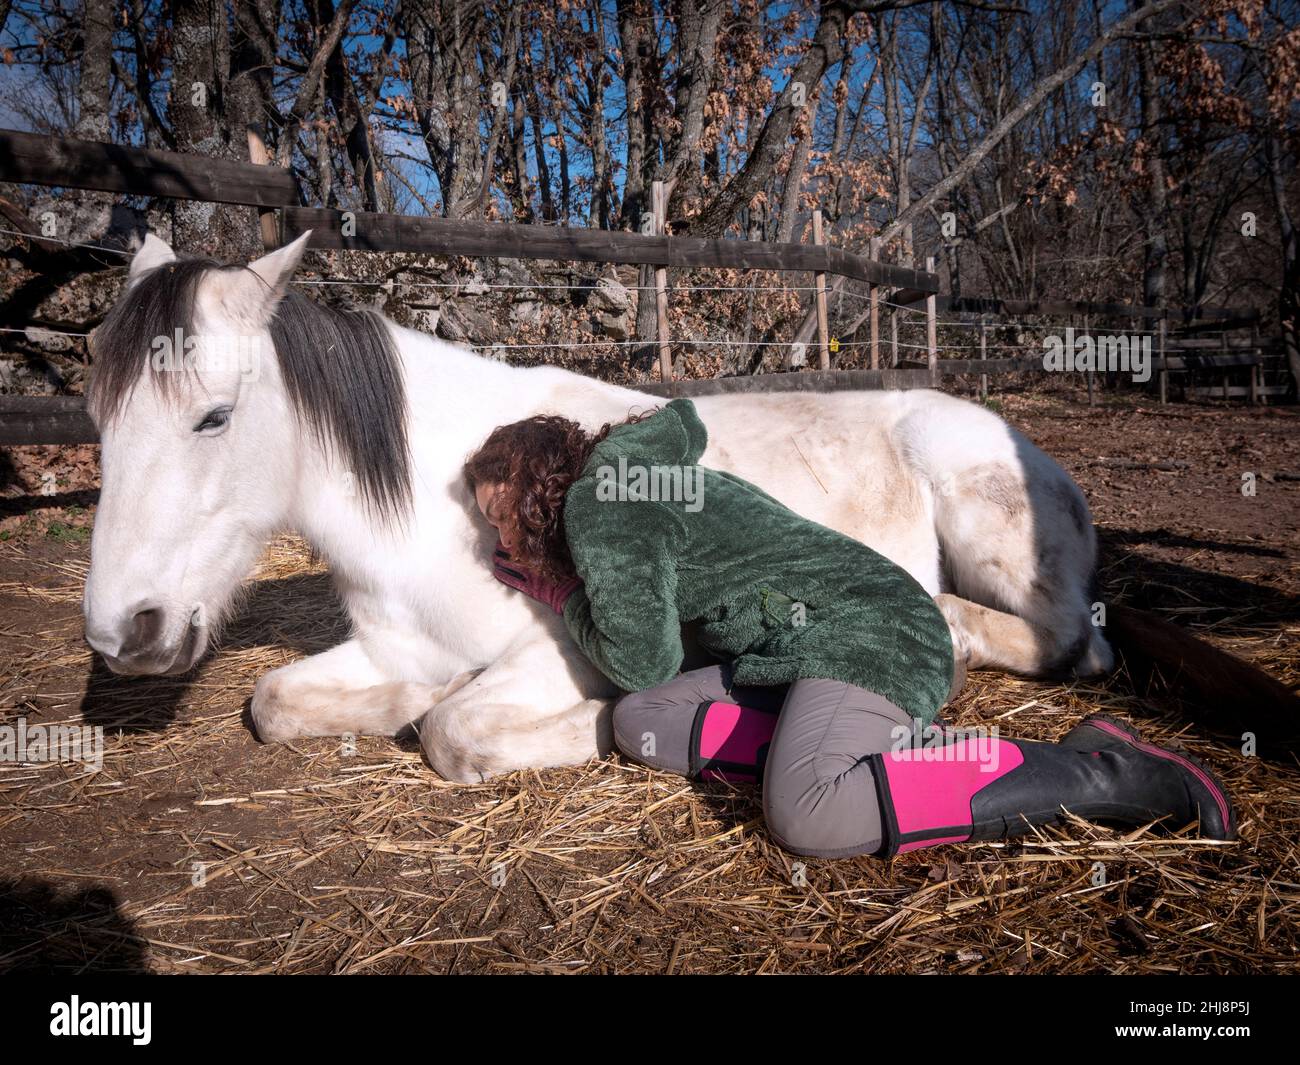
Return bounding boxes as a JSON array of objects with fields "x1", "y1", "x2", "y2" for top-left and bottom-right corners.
[
  {"x1": 914, "y1": 401, "x2": 1113, "y2": 677},
  {"x1": 935, "y1": 594, "x2": 1079, "y2": 675},
  {"x1": 934, "y1": 458, "x2": 1114, "y2": 676},
  {"x1": 250, "y1": 637, "x2": 478, "y2": 742}
]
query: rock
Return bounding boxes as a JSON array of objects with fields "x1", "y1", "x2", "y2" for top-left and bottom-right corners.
[
  {"x1": 0, "y1": 355, "x2": 65, "y2": 394},
  {"x1": 594, "y1": 311, "x2": 632, "y2": 341},
  {"x1": 511, "y1": 298, "x2": 542, "y2": 328},
  {"x1": 485, "y1": 258, "x2": 537, "y2": 289},
  {"x1": 32, "y1": 269, "x2": 125, "y2": 327},
  {"x1": 392, "y1": 272, "x2": 442, "y2": 302},
  {"x1": 22, "y1": 327, "x2": 75, "y2": 354},
  {"x1": 587, "y1": 276, "x2": 632, "y2": 315},
  {"x1": 407, "y1": 305, "x2": 441, "y2": 335},
  {"x1": 434, "y1": 305, "x2": 469, "y2": 342},
  {"x1": 587, "y1": 277, "x2": 633, "y2": 340},
  {"x1": 436, "y1": 299, "x2": 500, "y2": 345}
]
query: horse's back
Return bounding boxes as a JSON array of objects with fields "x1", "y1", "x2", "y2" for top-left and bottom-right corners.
[{"x1": 687, "y1": 389, "x2": 943, "y2": 590}]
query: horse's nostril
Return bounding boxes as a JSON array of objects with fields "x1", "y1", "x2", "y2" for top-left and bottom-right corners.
[{"x1": 120, "y1": 605, "x2": 167, "y2": 659}]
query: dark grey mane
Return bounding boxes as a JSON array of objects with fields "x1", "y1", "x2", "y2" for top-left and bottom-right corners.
[{"x1": 89, "y1": 257, "x2": 412, "y2": 525}]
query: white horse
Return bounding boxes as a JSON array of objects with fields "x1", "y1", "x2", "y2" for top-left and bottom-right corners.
[{"x1": 82, "y1": 232, "x2": 1113, "y2": 781}]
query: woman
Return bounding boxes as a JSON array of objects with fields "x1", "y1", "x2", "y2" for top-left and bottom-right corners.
[{"x1": 464, "y1": 399, "x2": 1235, "y2": 858}]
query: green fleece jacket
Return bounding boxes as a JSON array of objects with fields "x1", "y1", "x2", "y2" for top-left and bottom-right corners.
[{"x1": 560, "y1": 398, "x2": 954, "y2": 725}]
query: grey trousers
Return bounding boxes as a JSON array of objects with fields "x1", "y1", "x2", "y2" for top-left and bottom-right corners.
[{"x1": 612, "y1": 665, "x2": 918, "y2": 858}]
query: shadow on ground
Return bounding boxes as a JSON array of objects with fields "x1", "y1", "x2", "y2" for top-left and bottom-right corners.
[
  {"x1": 79, "y1": 570, "x2": 347, "y2": 731},
  {"x1": 0, "y1": 877, "x2": 150, "y2": 974}
]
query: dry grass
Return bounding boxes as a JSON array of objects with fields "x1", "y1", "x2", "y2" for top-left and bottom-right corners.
[
  {"x1": 1, "y1": 531, "x2": 1295, "y2": 975},
  {"x1": 2, "y1": 390, "x2": 1298, "y2": 974}
]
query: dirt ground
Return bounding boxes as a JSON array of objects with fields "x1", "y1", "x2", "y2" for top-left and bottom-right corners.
[{"x1": 1, "y1": 385, "x2": 1296, "y2": 974}]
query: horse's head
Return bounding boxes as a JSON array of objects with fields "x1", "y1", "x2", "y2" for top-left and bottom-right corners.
[{"x1": 83, "y1": 232, "x2": 314, "y2": 676}]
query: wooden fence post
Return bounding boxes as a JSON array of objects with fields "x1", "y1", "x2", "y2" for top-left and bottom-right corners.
[
  {"x1": 1250, "y1": 321, "x2": 1261, "y2": 404},
  {"x1": 245, "y1": 124, "x2": 279, "y2": 250},
  {"x1": 1158, "y1": 317, "x2": 1168, "y2": 404},
  {"x1": 925, "y1": 255, "x2": 937, "y2": 384},
  {"x1": 652, "y1": 180, "x2": 672, "y2": 383},
  {"x1": 890, "y1": 308, "x2": 898, "y2": 368},
  {"x1": 869, "y1": 236, "x2": 880, "y2": 370},
  {"x1": 1084, "y1": 313, "x2": 1094, "y2": 406},
  {"x1": 812, "y1": 209, "x2": 830, "y2": 370},
  {"x1": 1222, "y1": 328, "x2": 1230, "y2": 401},
  {"x1": 979, "y1": 316, "x2": 988, "y2": 401}
]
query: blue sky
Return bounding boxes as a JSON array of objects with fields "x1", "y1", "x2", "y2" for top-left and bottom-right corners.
[{"x1": 0, "y1": 0, "x2": 1168, "y2": 224}]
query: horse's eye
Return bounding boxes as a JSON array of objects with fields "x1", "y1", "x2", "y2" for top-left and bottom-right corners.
[{"x1": 194, "y1": 407, "x2": 232, "y2": 433}]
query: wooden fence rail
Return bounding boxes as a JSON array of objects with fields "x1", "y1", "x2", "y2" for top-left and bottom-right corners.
[
  {"x1": 0, "y1": 396, "x2": 96, "y2": 445},
  {"x1": 893, "y1": 292, "x2": 1257, "y2": 324},
  {"x1": 0, "y1": 128, "x2": 1286, "y2": 448},
  {"x1": 280, "y1": 207, "x2": 934, "y2": 289},
  {"x1": 0, "y1": 128, "x2": 298, "y2": 208},
  {"x1": 0, "y1": 129, "x2": 937, "y2": 292}
]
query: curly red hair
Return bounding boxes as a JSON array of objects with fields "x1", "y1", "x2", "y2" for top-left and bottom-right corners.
[{"x1": 463, "y1": 411, "x2": 655, "y2": 581}]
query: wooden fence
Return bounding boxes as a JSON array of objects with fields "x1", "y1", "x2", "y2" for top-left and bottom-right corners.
[{"x1": 0, "y1": 128, "x2": 1286, "y2": 446}]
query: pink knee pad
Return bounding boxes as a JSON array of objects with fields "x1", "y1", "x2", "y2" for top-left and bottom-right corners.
[{"x1": 689, "y1": 701, "x2": 780, "y2": 783}]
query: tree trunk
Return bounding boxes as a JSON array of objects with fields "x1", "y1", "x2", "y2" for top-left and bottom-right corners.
[
  {"x1": 586, "y1": 25, "x2": 611, "y2": 230},
  {"x1": 1265, "y1": 130, "x2": 1300, "y2": 394},
  {"x1": 776, "y1": 123, "x2": 813, "y2": 244},
  {"x1": 616, "y1": 0, "x2": 648, "y2": 229},
  {"x1": 1136, "y1": 11, "x2": 1168, "y2": 308},
  {"x1": 75, "y1": 0, "x2": 112, "y2": 141},
  {"x1": 74, "y1": 0, "x2": 114, "y2": 237},
  {"x1": 169, "y1": 0, "x2": 260, "y2": 257},
  {"x1": 693, "y1": 1, "x2": 848, "y2": 237}
]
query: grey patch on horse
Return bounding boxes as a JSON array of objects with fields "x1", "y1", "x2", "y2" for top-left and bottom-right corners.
[
  {"x1": 1045, "y1": 621, "x2": 1093, "y2": 676},
  {"x1": 1029, "y1": 536, "x2": 1092, "y2": 673},
  {"x1": 1030, "y1": 542, "x2": 1066, "y2": 600},
  {"x1": 971, "y1": 463, "x2": 1026, "y2": 517},
  {"x1": 1050, "y1": 480, "x2": 1089, "y2": 535},
  {"x1": 89, "y1": 257, "x2": 412, "y2": 527}
]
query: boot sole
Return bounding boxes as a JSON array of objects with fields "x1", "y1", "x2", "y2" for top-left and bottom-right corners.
[{"x1": 1076, "y1": 714, "x2": 1238, "y2": 841}]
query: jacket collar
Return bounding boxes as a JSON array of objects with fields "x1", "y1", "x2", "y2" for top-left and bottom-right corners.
[{"x1": 586, "y1": 397, "x2": 708, "y2": 470}]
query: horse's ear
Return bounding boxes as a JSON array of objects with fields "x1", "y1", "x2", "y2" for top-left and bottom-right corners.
[
  {"x1": 128, "y1": 233, "x2": 176, "y2": 285},
  {"x1": 244, "y1": 231, "x2": 312, "y2": 320},
  {"x1": 210, "y1": 231, "x2": 312, "y2": 330}
]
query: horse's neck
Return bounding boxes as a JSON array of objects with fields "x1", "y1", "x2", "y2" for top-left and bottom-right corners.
[
  {"x1": 396, "y1": 323, "x2": 652, "y2": 429},
  {"x1": 286, "y1": 323, "x2": 642, "y2": 597}
]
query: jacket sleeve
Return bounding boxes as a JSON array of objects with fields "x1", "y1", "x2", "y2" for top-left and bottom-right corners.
[{"x1": 561, "y1": 494, "x2": 685, "y2": 692}]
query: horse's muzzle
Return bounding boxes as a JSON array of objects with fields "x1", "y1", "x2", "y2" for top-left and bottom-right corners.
[{"x1": 85, "y1": 601, "x2": 206, "y2": 676}]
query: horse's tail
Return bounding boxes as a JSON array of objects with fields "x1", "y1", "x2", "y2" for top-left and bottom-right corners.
[{"x1": 1104, "y1": 604, "x2": 1299, "y2": 752}]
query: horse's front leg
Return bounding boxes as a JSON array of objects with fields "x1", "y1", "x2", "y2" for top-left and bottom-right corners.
[
  {"x1": 417, "y1": 631, "x2": 615, "y2": 783},
  {"x1": 250, "y1": 637, "x2": 477, "y2": 742}
]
